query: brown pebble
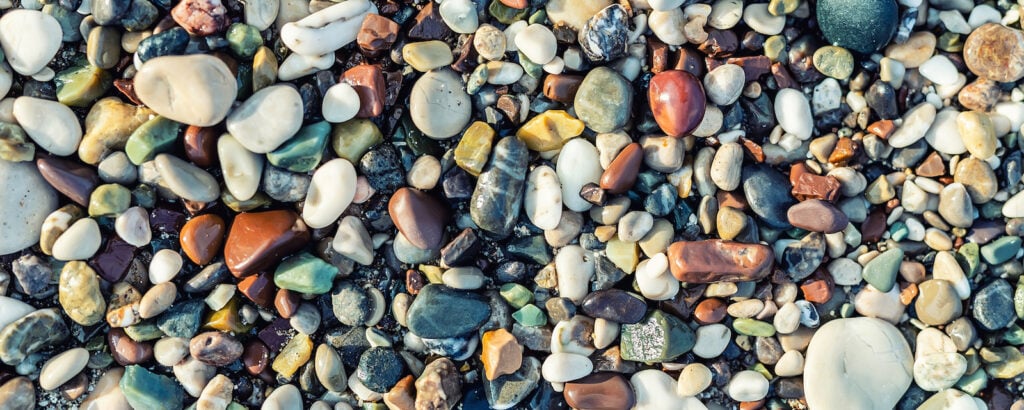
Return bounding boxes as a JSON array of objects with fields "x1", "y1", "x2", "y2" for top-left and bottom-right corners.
[
  {"x1": 238, "y1": 271, "x2": 275, "y2": 308},
  {"x1": 667, "y1": 240, "x2": 774, "y2": 283},
  {"x1": 383, "y1": 375, "x2": 416, "y2": 410},
  {"x1": 563, "y1": 372, "x2": 636, "y2": 410},
  {"x1": 694, "y1": 298, "x2": 728, "y2": 324},
  {"x1": 275, "y1": 289, "x2": 300, "y2": 319},
  {"x1": 958, "y1": 78, "x2": 1002, "y2": 112},
  {"x1": 224, "y1": 210, "x2": 311, "y2": 277},
  {"x1": 389, "y1": 188, "x2": 450, "y2": 250},
  {"x1": 963, "y1": 23, "x2": 1024, "y2": 83},
  {"x1": 649, "y1": 70, "x2": 706, "y2": 138},
  {"x1": 357, "y1": 14, "x2": 399, "y2": 56},
  {"x1": 341, "y1": 65, "x2": 386, "y2": 118},
  {"x1": 786, "y1": 199, "x2": 848, "y2": 233},
  {"x1": 827, "y1": 137, "x2": 860, "y2": 165},
  {"x1": 179, "y1": 214, "x2": 225, "y2": 266},
  {"x1": 108, "y1": 328, "x2": 153, "y2": 366},
  {"x1": 183, "y1": 125, "x2": 219, "y2": 168},
  {"x1": 36, "y1": 155, "x2": 99, "y2": 207},
  {"x1": 866, "y1": 120, "x2": 895, "y2": 139},
  {"x1": 899, "y1": 261, "x2": 926, "y2": 283},
  {"x1": 789, "y1": 163, "x2": 840, "y2": 202},
  {"x1": 59, "y1": 373, "x2": 89, "y2": 401},
  {"x1": 800, "y1": 272, "x2": 834, "y2": 304},
  {"x1": 190, "y1": 331, "x2": 244, "y2": 366},
  {"x1": 599, "y1": 143, "x2": 643, "y2": 194},
  {"x1": 542, "y1": 74, "x2": 584, "y2": 103},
  {"x1": 171, "y1": 0, "x2": 229, "y2": 36},
  {"x1": 408, "y1": 1, "x2": 452, "y2": 41},
  {"x1": 242, "y1": 339, "x2": 270, "y2": 376},
  {"x1": 481, "y1": 328, "x2": 523, "y2": 380}
]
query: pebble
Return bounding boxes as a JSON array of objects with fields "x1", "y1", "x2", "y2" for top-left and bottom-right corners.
[
  {"x1": 885, "y1": 31, "x2": 935, "y2": 68},
  {"x1": 80, "y1": 368, "x2": 131, "y2": 410},
  {"x1": 58, "y1": 261, "x2": 106, "y2": 325},
  {"x1": 197, "y1": 374, "x2": 233, "y2": 410},
  {"x1": 692, "y1": 324, "x2": 730, "y2": 359},
  {"x1": 39, "y1": 347, "x2": 88, "y2": 390},
  {"x1": 618, "y1": 211, "x2": 654, "y2": 242},
  {"x1": 916, "y1": 279, "x2": 963, "y2": 326},
  {"x1": 474, "y1": 24, "x2": 506, "y2": 60},
  {"x1": 332, "y1": 216, "x2": 373, "y2": 265},
  {"x1": 0, "y1": 159, "x2": 57, "y2": 255},
  {"x1": 217, "y1": 133, "x2": 263, "y2": 201},
  {"x1": 322, "y1": 83, "x2": 360, "y2": 123},
  {"x1": 52, "y1": 217, "x2": 101, "y2": 261},
  {"x1": 224, "y1": 209, "x2": 311, "y2": 277},
  {"x1": 726, "y1": 370, "x2": 769, "y2": 402},
  {"x1": 557, "y1": 138, "x2": 603, "y2": 212},
  {"x1": 406, "y1": 284, "x2": 490, "y2": 339},
  {"x1": 139, "y1": 282, "x2": 176, "y2": 319},
  {"x1": 804, "y1": 318, "x2": 912, "y2": 409},
  {"x1": 574, "y1": 66, "x2": 633, "y2": 133},
  {"x1": 0, "y1": 9, "x2": 61, "y2": 75},
  {"x1": 280, "y1": 0, "x2": 377, "y2": 57},
  {"x1": 816, "y1": 0, "x2": 897, "y2": 53},
  {"x1": 134, "y1": 55, "x2": 237, "y2": 127},
  {"x1": 703, "y1": 64, "x2": 745, "y2": 106},
  {"x1": 919, "y1": 55, "x2": 959, "y2": 86},
  {"x1": 972, "y1": 279, "x2": 1015, "y2": 331},
  {"x1": 647, "y1": 9, "x2": 687, "y2": 46},
  {"x1": 649, "y1": 70, "x2": 706, "y2": 137},
  {"x1": 676, "y1": 363, "x2": 712, "y2": 397},
  {"x1": 925, "y1": 108, "x2": 967, "y2": 155},
  {"x1": 515, "y1": 24, "x2": 556, "y2": 65},
  {"x1": 403, "y1": 41, "x2": 453, "y2": 72},
  {"x1": 775, "y1": 88, "x2": 812, "y2": 140},
  {"x1": 564, "y1": 372, "x2": 635, "y2": 410},
  {"x1": 410, "y1": 69, "x2": 472, "y2": 139},
  {"x1": 302, "y1": 158, "x2": 356, "y2": 229},
  {"x1": 742, "y1": 3, "x2": 784, "y2": 35},
  {"x1": 226, "y1": 85, "x2": 304, "y2": 153},
  {"x1": 524, "y1": 165, "x2": 562, "y2": 230},
  {"x1": 630, "y1": 369, "x2": 705, "y2": 410},
  {"x1": 391, "y1": 187, "x2": 449, "y2": 249},
  {"x1": 578, "y1": 4, "x2": 629, "y2": 62},
  {"x1": 179, "y1": 213, "x2": 225, "y2": 266},
  {"x1": 889, "y1": 102, "x2": 937, "y2": 148},
  {"x1": 555, "y1": 246, "x2": 595, "y2": 304},
  {"x1": 963, "y1": 23, "x2": 1024, "y2": 83},
  {"x1": 0, "y1": 377, "x2": 35, "y2": 410},
  {"x1": 439, "y1": 0, "x2": 477, "y2": 34},
  {"x1": 13, "y1": 97, "x2": 83, "y2": 156},
  {"x1": 913, "y1": 327, "x2": 966, "y2": 391},
  {"x1": 938, "y1": 183, "x2": 975, "y2": 228},
  {"x1": 263, "y1": 384, "x2": 302, "y2": 410},
  {"x1": 541, "y1": 352, "x2": 592, "y2": 382}
]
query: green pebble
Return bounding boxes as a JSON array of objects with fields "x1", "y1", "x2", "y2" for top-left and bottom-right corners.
[
  {"x1": 274, "y1": 252, "x2": 339, "y2": 295},
  {"x1": 528, "y1": 9, "x2": 546, "y2": 24},
  {"x1": 981, "y1": 236, "x2": 1022, "y2": 265},
  {"x1": 984, "y1": 346, "x2": 1024, "y2": 379},
  {"x1": 267, "y1": 121, "x2": 330, "y2": 173},
  {"x1": 226, "y1": 23, "x2": 263, "y2": 58},
  {"x1": 125, "y1": 116, "x2": 181, "y2": 165},
  {"x1": 88, "y1": 183, "x2": 131, "y2": 217},
  {"x1": 331, "y1": 118, "x2": 383, "y2": 163},
  {"x1": 512, "y1": 304, "x2": 546, "y2": 327},
  {"x1": 839, "y1": 302, "x2": 856, "y2": 318},
  {"x1": 518, "y1": 50, "x2": 543, "y2": 79},
  {"x1": 889, "y1": 221, "x2": 908, "y2": 242},
  {"x1": 1003, "y1": 324, "x2": 1024, "y2": 346},
  {"x1": 120, "y1": 365, "x2": 184, "y2": 410},
  {"x1": 506, "y1": 235, "x2": 552, "y2": 265},
  {"x1": 488, "y1": 0, "x2": 528, "y2": 25},
  {"x1": 222, "y1": 190, "x2": 272, "y2": 213},
  {"x1": 55, "y1": 61, "x2": 112, "y2": 107},
  {"x1": 466, "y1": 63, "x2": 489, "y2": 95},
  {"x1": 862, "y1": 248, "x2": 904, "y2": 293},
  {"x1": 958, "y1": 242, "x2": 980, "y2": 277},
  {"x1": 0, "y1": 122, "x2": 34, "y2": 162},
  {"x1": 620, "y1": 310, "x2": 695, "y2": 362},
  {"x1": 764, "y1": 35, "x2": 786, "y2": 62},
  {"x1": 43, "y1": 4, "x2": 84, "y2": 42},
  {"x1": 936, "y1": 32, "x2": 963, "y2": 53},
  {"x1": 812, "y1": 45, "x2": 854, "y2": 80},
  {"x1": 155, "y1": 299, "x2": 205, "y2": 339},
  {"x1": 954, "y1": 369, "x2": 988, "y2": 395},
  {"x1": 499, "y1": 283, "x2": 532, "y2": 309},
  {"x1": 124, "y1": 321, "x2": 165, "y2": 342},
  {"x1": 733, "y1": 318, "x2": 776, "y2": 337},
  {"x1": 399, "y1": 114, "x2": 442, "y2": 157}
]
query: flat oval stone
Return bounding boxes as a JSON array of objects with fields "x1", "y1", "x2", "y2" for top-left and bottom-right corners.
[
  {"x1": 410, "y1": 69, "x2": 472, "y2": 139},
  {"x1": 224, "y1": 209, "x2": 311, "y2": 277},
  {"x1": 36, "y1": 155, "x2": 98, "y2": 207},
  {"x1": 406, "y1": 284, "x2": 491, "y2": 339},
  {"x1": 580, "y1": 289, "x2": 646, "y2": 324},
  {"x1": 390, "y1": 187, "x2": 450, "y2": 250},
  {"x1": 804, "y1": 318, "x2": 912, "y2": 409},
  {"x1": 52, "y1": 218, "x2": 102, "y2": 261},
  {"x1": 0, "y1": 10, "x2": 62, "y2": 75},
  {"x1": 280, "y1": 0, "x2": 377, "y2": 56},
  {"x1": 563, "y1": 372, "x2": 635, "y2": 410},
  {"x1": 600, "y1": 143, "x2": 642, "y2": 194},
  {"x1": 180, "y1": 214, "x2": 226, "y2": 265},
  {"x1": 816, "y1": 0, "x2": 897, "y2": 54},
  {"x1": 189, "y1": 331, "x2": 243, "y2": 366},
  {"x1": 741, "y1": 164, "x2": 796, "y2": 229},
  {"x1": 963, "y1": 23, "x2": 1024, "y2": 83},
  {"x1": 303, "y1": 158, "x2": 357, "y2": 229},
  {"x1": 524, "y1": 165, "x2": 562, "y2": 230},
  {"x1": 226, "y1": 85, "x2": 303, "y2": 153},
  {"x1": 786, "y1": 199, "x2": 848, "y2": 233},
  {"x1": 217, "y1": 133, "x2": 264, "y2": 201},
  {"x1": 39, "y1": 347, "x2": 89, "y2": 390},
  {"x1": 667, "y1": 240, "x2": 774, "y2": 283},
  {"x1": 13, "y1": 97, "x2": 83, "y2": 156},
  {"x1": 649, "y1": 70, "x2": 706, "y2": 137},
  {"x1": 0, "y1": 159, "x2": 57, "y2": 255},
  {"x1": 573, "y1": 66, "x2": 632, "y2": 133},
  {"x1": 154, "y1": 153, "x2": 220, "y2": 202},
  {"x1": 134, "y1": 54, "x2": 237, "y2": 127},
  {"x1": 0, "y1": 377, "x2": 35, "y2": 410}
]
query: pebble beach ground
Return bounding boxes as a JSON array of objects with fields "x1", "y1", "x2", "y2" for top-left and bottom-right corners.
[{"x1": 0, "y1": 0, "x2": 1023, "y2": 409}]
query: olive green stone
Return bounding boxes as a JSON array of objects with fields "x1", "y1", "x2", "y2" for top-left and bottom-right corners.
[
  {"x1": 512, "y1": 304, "x2": 546, "y2": 327},
  {"x1": 55, "y1": 62, "x2": 113, "y2": 108},
  {"x1": 936, "y1": 32, "x2": 963, "y2": 53},
  {"x1": 499, "y1": 283, "x2": 532, "y2": 309},
  {"x1": 981, "y1": 236, "x2": 1022, "y2": 265},
  {"x1": 518, "y1": 51, "x2": 543, "y2": 79},
  {"x1": 58, "y1": 261, "x2": 106, "y2": 326},
  {"x1": 1003, "y1": 324, "x2": 1024, "y2": 345},
  {"x1": 733, "y1": 318, "x2": 776, "y2": 337},
  {"x1": 812, "y1": 46, "x2": 854, "y2": 80},
  {"x1": 78, "y1": 98, "x2": 154, "y2": 165},
  {"x1": 767, "y1": 0, "x2": 799, "y2": 15},
  {"x1": 274, "y1": 252, "x2": 339, "y2": 295},
  {"x1": 489, "y1": 0, "x2": 528, "y2": 24},
  {"x1": 957, "y1": 242, "x2": 980, "y2": 277},
  {"x1": 862, "y1": 248, "x2": 903, "y2": 293},
  {"x1": 226, "y1": 23, "x2": 262, "y2": 58},
  {"x1": 984, "y1": 346, "x2": 1024, "y2": 379},
  {"x1": 764, "y1": 35, "x2": 786, "y2": 62},
  {"x1": 954, "y1": 369, "x2": 987, "y2": 395},
  {"x1": 267, "y1": 121, "x2": 330, "y2": 172},
  {"x1": 222, "y1": 190, "x2": 271, "y2": 212},
  {"x1": 574, "y1": 66, "x2": 632, "y2": 133},
  {"x1": 331, "y1": 118, "x2": 383, "y2": 163},
  {"x1": 455, "y1": 121, "x2": 495, "y2": 176},
  {"x1": 620, "y1": 310, "x2": 695, "y2": 362},
  {"x1": 0, "y1": 122, "x2": 34, "y2": 162},
  {"x1": 88, "y1": 183, "x2": 131, "y2": 217},
  {"x1": 466, "y1": 64, "x2": 489, "y2": 95},
  {"x1": 125, "y1": 116, "x2": 181, "y2": 165},
  {"x1": 252, "y1": 46, "x2": 278, "y2": 92},
  {"x1": 87, "y1": 26, "x2": 121, "y2": 70},
  {"x1": 528, "y1": 9, "x2": 546, "y2": 24},
  {"x1": 124, "y1": 321, "x2": 165, "y2": 342},
  {"x1": 120, "y1": 365, "x2": 184, "y2": 410}
]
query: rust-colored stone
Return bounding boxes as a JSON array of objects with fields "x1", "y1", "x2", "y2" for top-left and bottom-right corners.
[
  {"x1": 800, "y1": 272, "x2": 833, "y2": 304},
  {"x1": 183, "y1": 125, "x2": 219, "y2": 168},
  {"x1": 542, "y1": 74, "x2": 584, "y2": 103},
  {"x1": 357, "y1": 14, "x2": 399, "y2": 55},
  {"x1": 274, "y1": 288, "x2": 299, "y2": 319},
  {"x1": 649, "y1": 39, "x2": 669, "y2": 73},
  {"x1": 866, "y1": 120, "x2": 895, "y2": 139},
  {"x1": 108, "y1": 328, "x2": 153, "y2": 366},
  {"x1": 341, "y1": 65, "x2": 386, "y2": 118},
  {"x1": 238, "y1": 271, "x2": 275, "y2": 308},
  {"x1": 599, "y1": 143, "x2": 643, "y2": 194},
  {"x1": 667, "y1": 240, "x2": 774, "y2": 283},
  {"x1": 915, "y1": 152, "x2": 945, "y2": 177},
  {"x1": 740, "y1": 137, "x2": 765, "y2": 163},
  {"x1": 771, "y1": 62, "x2": 798, "y2": 89},
  {"x1": 694, "y1": 298, "x2": 727, "y2": 324},
  {"x1": 383, "y1": 375, "x2": 416, "y2": 410},
  {"x1": 674, "y1": 47, "x2": 705, "y2": 78},
  {"x1": 725, "y1": 56, "x2": 771, "y2": 82},
  {"x1": 564, "y1": 372, "x2": 636, "y2": 410},
  {"x1": 171, "y1": 0, "x2": 229, "y2": 36},
  {"x1": 958, "y1": 78, "x2": 1002, "y2": 112},
  {"x1": 406, "y1": 269, "x2": 426, "y2": 295},
  {"x1": 481, "y1": 329, "x2": 523, "y2": 380},
  {"x1": 389, "y1": 188, "x2": 449, "y2": 250},
  {"x1": 827, "y1": 137, "x2": 860, "y2": 165},
  {"x1": 789, "y1": 163, "x2": 841, "y2": 202},
  {"x1": 963, "y1": 23, "x2": 1024, "y2": 83},
  {"x1": 499, "y1": 0, "x2": 528, "y2": 8},
  {"x1": 179, "y1": 214, "x2": 225, "y2": 265},
  {"x1": 649, "y1": 70, "x2": 706, "y2": 138},
  {"x1": 224, "y1": 210, "x2": 310, "y2": 277}
]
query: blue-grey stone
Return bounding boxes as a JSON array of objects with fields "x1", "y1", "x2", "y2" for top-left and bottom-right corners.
[
  {"x1": 406, "y1": 284, "x2": 491, "y2": 339},
  {"x1": 470, "y1": 136, "x2": 529, "y2": 238},
  {"x1": 972, "y1": 280, "x2": 1015, "y2": 331},
  {"x1": 742, "y1": 164, "x2": 796, "y2": 229}
]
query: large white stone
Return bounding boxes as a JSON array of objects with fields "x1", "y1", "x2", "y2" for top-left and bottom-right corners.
[
  {"x1": 524, "y1": 165, "x2": 562, "y2": 230},
  {"x1": 775, "y1": 88, "x2": 813, "y2": 140},
  {"x1": 302, "y1": 158, "x2": 357, "y2": 229},
  {"x1": 134, "y1": 55, "x2": 237, "y2": 127},
  {"x1": 280, "y1": 0, "x2": 377, "y2": 56},
  {"x1": 0, "y1": 159, "x2": 57, "y2": 255},
  {"x1": 409, "y1": 69, "x2": 472, "y2": 140},
  {"x1": 556, "y1": 138, "x2": 603, "y2": 212},
  {"x1": 0, "y1": 9, "x2": 61, "y2": 75},
  {"x1": 554, "y1": 245, "x2": 594, "y2": 304},
  {"x1": 631, "y1": 369, "x2": 707, "y2": 410},
  {"x1": 13, "y1": 97, "x2": 82, "y2": 156},
  {"x1": 226, "y1": 85, "x2": 304, "y2": 153},
  {"x1": 52, "y1": 217, "x2": 101, "y2": 261},
  {"x1": 804, "y1": 317, "x2": 913, "y2": 409}
]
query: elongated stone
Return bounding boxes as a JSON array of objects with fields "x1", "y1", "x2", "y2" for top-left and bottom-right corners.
[
  {"x1": 667, "y1": 240, "x2": 774, "y2": 283},
  {"x1": 0, "y1": 308, "x2": 69, "y2": 365},
  {"x1": 224, "y1": 210, "x2": 311, "y2": 277},
  {"x1": 470, "y1": 136, "x2": 529, "y2": 237},
  {"x1": 36, "y1": 155, "x2": 99, "y2": 207},
  {"x1": 120, "y1": 365, "x2": 184, "y2": 410}
]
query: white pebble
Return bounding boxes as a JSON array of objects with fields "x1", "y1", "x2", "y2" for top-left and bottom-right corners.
[
  {"x1": 12, "y1": 97, "x2": 83, "y2": 156},
  {"x1": 635, "y1": 253, "x2": 679, "y2": 301},
  {"x1": 726, "y1": 370, "x2": 770, "y2": 402},
  {"x1": 541, "y1": 353, "x2": 593, "y2": 383},
  {"x1": 742, "y1": 3, "x2": 784, "y2": 35},
  {"x1": 218, "y1": 133, "x2": 264, "y2": 201},
  {"x1": 39, "y1": 348, "x2": 89, "y2": 390},
  {"x1": 515, "y1": 24, "x2": 557, "y2": 65},
  {"x1": 775, "y1": 88, "x2": 813, "y2": 140},
  {"x1": 438, "y1": 0, "x2": 478, "y2": 34},
  {"x1": 918, "y1": 55, "x2": 959, "y2": 85},
  {"x1": 406, "y1": 155, "x2": 441, "y2": 190},
  {"x1": 52, "y1": 218, "x2": 101, "y2": 261},
  {"x1": 302, "y1": 158, "x2": 357, "y2": 229},
  {"x1": 115, "y1": 206, "x2": 151, "y2": 247},
  {"x1": 554, "y1": 245, "x2": 594, "y2": 304},
  {"x1": 149, "y1": 248, "x2": 183, "y2": 284},
  {"x1": 889, "y1": 102, "x2": 937, "y2": 148},
  {"x1": 524, "y1": 165, "x2": 563, "y2": 230},
  {"x1": 321, "y1": 83, "x2": 360, "y2": 123},
  {"x1": 0, "y1": 10, "x2": 62, "y2": 75},
  {"x1": 280, "y1": 0, "x2": 377, "y2": 56},
  {"x1": 556, "y1": 138, "x2": 603, "y2": 212}
]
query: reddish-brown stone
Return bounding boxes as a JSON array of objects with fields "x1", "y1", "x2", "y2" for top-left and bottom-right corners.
[
  {"x1": 357, "y1": 14, "x2": 400, "y2": 55},
  {"x1": 800, "y1": 271, "x2": 834, "y2": 304},
  {"x1": 648, "y1": 39, "x2": 669, "y2": 73},
  {"x1": 341, "y1": 65, "x2": 386, "y2": 118},
  {"x1": 649, "y1": 70, "x2": 706, "y2": 138},
  {"x1": 698, "y1": 29, "x2": 738, "y2": 58},
  {"x1": 171, "y1": 0, "x2": 229, "y2": 36},
  {"x1": 694, "y1": 298, "x2": 728, "y2": 325},
  {"x1": 667, "y1": 240, "x2": 774, "y2": 283},
  {"x1": 406, "y1": 269, "x2": 426, "y2": 295},
  {"x1": 223, "y1": 210, "x2": 310, "y2": 277},
  {"x1": 113, "y1": 79, "x2": 143, "y2": 105},
  {"x1": 184, "y1": 125, "x2": 219, "y2": 168},
  {"x1": 189, "y1": 331, "x2": 244, "y2": 366},
  {"x1": 725, "y1": 56, "x2": 771, "y2": 82},
  {"x1": 274, "y1": 288, "x2": 300, "y2": 319},
  {"x1": 674, "y1": 47, "x2": 705, "y2": 78},
  {"x1": 740, "y1": 138, "x2": 765, "y2": 163},
  {"x1": 786, "y1": 199, "x2": 849, "y2": 233},
  {"x1": 958, "y1": 78, "x2": 1002, "y2": 112},
  {"x1": 789, "y1": 163, "x2": 840, "y2": 202},
  {"x1": 242, "y1": 339, "x2": 270, "y2": 376},
  {"x1": 599, "y1": 143, "x2": 643, "y2": 194},
  {"x1": 716, "y1": 190, "x2": 748, "y2": 210},
  {"x1": 180, "y1": 214, "x2": 225, "y2": 266},
  {"x1": 866, "y1": 120, "x2": 895, "y2": 139},
  {"x1": 771, "y1": 62, "x2": 798, "y2": 89},
  {"x1": 860, "y1": 208, "x2": 888, "y2": 243},
  {"x1": 389, "y1": 188, "x2": 449, "y2": 250},
  {"x1": 563, "y1": 373, "x2": 636, "y2": 410},
  {"x1": 238, "y1": 271, "x2": 275, "y2": 307},
  {"x1": 916, "y1": 152, "x2": 946, "y2": 177},
  {"x1": 828, "y1": 137, "x2": 860, "y2": 165},
  {"x1": 383, "y1": 375, "x2": 417, "y2": 410},
  {"x1": 108, "y1": 328, "x2": 153, "y2": 366},
  {"x1": 542, "y1": 74, "x2": 584, "y2": 103},
  {"x1": 36, "y1": 156, "x2": 99, "y2": 206}
]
